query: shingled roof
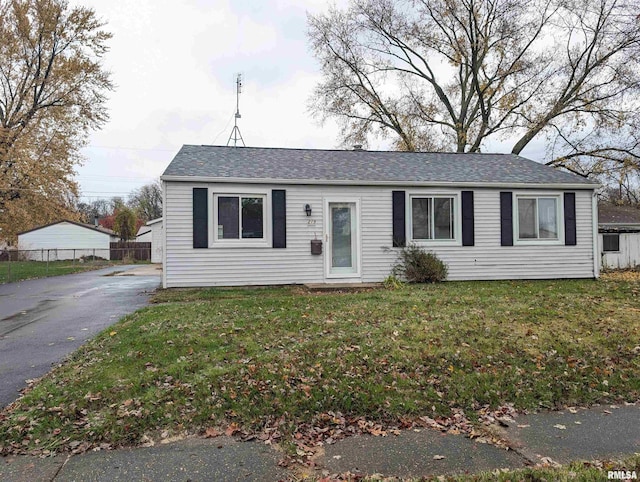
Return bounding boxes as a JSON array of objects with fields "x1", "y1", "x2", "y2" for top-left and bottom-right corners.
[
  {"x1": 162, "y1": 145, "x2": 597, "y2": 187},
  {"x1": 18, "y1": 220, "x2": 117, "y2": 236},
  {"x1": 599, "y1": 203, "x2": 640, "y2": 227}
]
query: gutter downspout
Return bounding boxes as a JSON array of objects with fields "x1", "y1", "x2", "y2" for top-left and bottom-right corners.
[{"x1": 592, "y1": 191, "x2": 600, "y2": 278}]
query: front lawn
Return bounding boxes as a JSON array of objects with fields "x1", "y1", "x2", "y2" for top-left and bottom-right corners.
[{"x1": 1, "y1": 276, "x2": 638, "y2": 455}]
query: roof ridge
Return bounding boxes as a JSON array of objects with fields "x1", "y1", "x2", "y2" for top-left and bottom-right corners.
[{"x1": 185, "y1": 144, "x2": 516, "y2": 156}]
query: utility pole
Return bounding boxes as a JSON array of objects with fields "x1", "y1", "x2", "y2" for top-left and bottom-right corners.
[{"x1": 227, "y1": 74, "x2": 245, "y2": 147}]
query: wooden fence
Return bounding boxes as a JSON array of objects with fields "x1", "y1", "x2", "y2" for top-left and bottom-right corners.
[{"x1": 110, "y1": 242, "x2": 151, "y2": 261}]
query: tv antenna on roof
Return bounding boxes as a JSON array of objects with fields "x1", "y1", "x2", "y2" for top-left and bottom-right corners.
[{"x1": 227, "y1": 73, "x2": 245, "y2": 147}]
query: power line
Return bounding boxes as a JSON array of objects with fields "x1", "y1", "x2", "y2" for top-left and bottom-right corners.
[
  {"x1": 84, "y1": 145, "x2": 176, "y2": 152},
  {"x1": 77, "y1": 173, "x2": 159, "y2": 179},
  {"x1": 77, "y1": 178, "x2": 157, "y2": 184},
  {"x1": 9, "y1": 142, "x2": 177, "y2": 153}
]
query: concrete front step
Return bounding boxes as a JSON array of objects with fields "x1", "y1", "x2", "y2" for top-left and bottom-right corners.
[{"x1": 304, "y1": 282, "x2": 382, "y2": 291}]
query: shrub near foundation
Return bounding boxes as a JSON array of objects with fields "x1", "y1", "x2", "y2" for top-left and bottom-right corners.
[{"x1": 393, "y1": 244, "x2": 448, "y2": 283}]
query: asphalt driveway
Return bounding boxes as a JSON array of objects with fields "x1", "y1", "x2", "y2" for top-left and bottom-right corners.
[{"x1": 0, "y1": 265, "x2": 160, "y2": 408}]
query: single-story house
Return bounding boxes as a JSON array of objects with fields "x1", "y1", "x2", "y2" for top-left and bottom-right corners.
[
  {"x1": 18, "y1": 220, "x2": 118, "y2": 261},
  {"x1": 160, "y1": 145, "x2": 599, "y2": 288},
  {"x1": 598, "y1": 203, "x2": 640, "y2": 269},
  {"x1": 136, "y1": 217, "x2": 163, "y2": 263}
]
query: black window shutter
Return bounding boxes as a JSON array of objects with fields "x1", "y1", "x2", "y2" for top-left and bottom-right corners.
[
  {"x1": 193, "y1": 188, "x2": 208, "y2": 248},
  {"x1": 272, "y1": 189, "x2": 286, "y2": 248},
  {"x1": 461, "y1": 191, "x2": 475, "y2": 246},
  {"x1": 564, "y1": 192, "x2": 577, "y2": 246},
  {"x1": 500, "y1": 192, "x2": 513, "y2": 246},
  {"x1": 392, "y1": 191, "x2": 406, "y2": 247}
]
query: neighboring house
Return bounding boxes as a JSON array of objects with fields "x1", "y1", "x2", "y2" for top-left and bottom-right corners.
[
  {"x1": 18, "y1": 220, "x2": 118, "y2": 261},
  {"x1": 136, "y1": 218, "x2": 163, "y2": 263},
  {"x1": 160, "y1": 145, "x2": 599, "y2": 288},
  {"x1": 598, "y1": 203, "x2": 640, "y2": 269}
]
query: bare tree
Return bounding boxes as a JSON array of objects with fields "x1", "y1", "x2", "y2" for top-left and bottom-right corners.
[
  {"x1": 128, "y1": 179, "x2": 162, "y2": 222},
  {"x1": 308, "y1": 0, "x2": 640, "y2": 176}
]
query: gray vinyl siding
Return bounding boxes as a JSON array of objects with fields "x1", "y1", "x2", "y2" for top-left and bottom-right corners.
[
  {"x1": 164, "y1": 182, "x2": 596, "y2": 287},
  {"x1": 150, "y1": 221, "x2": 164, "y2": 264}
]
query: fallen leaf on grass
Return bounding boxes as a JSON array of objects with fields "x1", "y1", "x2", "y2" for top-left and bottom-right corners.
[
  {"x1": 369, "y1": 426, "x2": 387, "y2": 437},
  {"x1": 225, "y1": 423, "x2": 239, "y2": 436},
  {"x1": 540, "y1": 456, "x2": 561, "y2": 467},
  {"x1": 205, "y1": 428, "x2": 221, "y2": 438},
  {"x1": 83, "y1": 392, "x2": 101, "y2": 402}
]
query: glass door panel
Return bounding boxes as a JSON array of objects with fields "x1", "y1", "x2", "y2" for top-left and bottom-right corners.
[{"x1": 328, "y1": 202, "x2": 358, "y2": 275}]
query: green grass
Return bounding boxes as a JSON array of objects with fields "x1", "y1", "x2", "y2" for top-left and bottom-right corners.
[
  {"x1": 0, "y1": 260, "x2": 114, "y2": 284},
  {"x1": 342, "y1": 454, "x2": 640, "y2": 481},
  {"x1": 1, "y1": 276, "x2": 639, "y2": 455}
]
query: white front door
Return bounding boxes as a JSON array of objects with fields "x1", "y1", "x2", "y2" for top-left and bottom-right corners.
[{"x1": 326, "y1": 200, "x2": 360, "y2": 278}]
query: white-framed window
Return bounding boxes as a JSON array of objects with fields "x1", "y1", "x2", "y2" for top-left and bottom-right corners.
[
  {"x1": 409, "y1": 194, "x2": 458, "y2": 242},
  {"x1": 515, "y1": 195, "x2": 561, "y2": 242},
  {"x1": 213, "y1": 193, "x2": 267, "y2": 243}
]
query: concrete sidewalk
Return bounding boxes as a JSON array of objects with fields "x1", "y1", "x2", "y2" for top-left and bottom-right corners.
[
  {"x1": 109, "y1": 264, "x2": 162, "y2": 276},
  {"x1": 1, "y1": 404, "x2": 638, "y2": 481}
]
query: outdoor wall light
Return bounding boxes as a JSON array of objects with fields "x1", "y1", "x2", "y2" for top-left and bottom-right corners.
[{"x1": 304, "y1": 204, "x2": 312, "y2": 216}]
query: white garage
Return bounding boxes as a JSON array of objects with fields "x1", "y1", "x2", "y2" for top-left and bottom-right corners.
[
  {"x1": 18, "y1": 220, "x2": 118, "y2": 261},
  {"x1": 136, "y1": 217, "x2": 163, "y2": 264},
  {"x1": 599, "y1": 203, "x2": 640, "y2": 270}
]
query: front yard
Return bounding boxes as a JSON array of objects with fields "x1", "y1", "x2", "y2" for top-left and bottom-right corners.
[{"x1": 1, "y1": 275, "x2": 638, "y2": 456}]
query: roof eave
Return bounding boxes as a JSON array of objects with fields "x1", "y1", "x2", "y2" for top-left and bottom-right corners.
[
  {"x1": 598, "y1": 222, "x2": 640, "y2": 227},
  {"x1": 160, "y1": 175, "x2": 598, "y2": 190},
  {"x1": 17, "y1": 219, "x2": 116, "y2": 236}
]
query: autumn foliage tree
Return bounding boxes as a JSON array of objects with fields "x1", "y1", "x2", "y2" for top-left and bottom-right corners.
[
  {"x1": 114, "y1": 207, "x2": 137, "y2": 242},
  {"x1": 0, "y1": 0, "x2": 113, "y2": 243},
  {"x1": 308, "y1": 0, "x2": 640, "y2": 186}
]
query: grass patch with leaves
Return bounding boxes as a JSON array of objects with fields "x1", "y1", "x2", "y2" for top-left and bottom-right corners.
[
  {"x1": 324, "y1": 454, "x2": 640, "y2": 481},
  {"x1": 0, "y1": 260, "x2": 113, "y2": 284},
  {"x1": 1, "y1": 277, "x2": 638, "y2": 455}
]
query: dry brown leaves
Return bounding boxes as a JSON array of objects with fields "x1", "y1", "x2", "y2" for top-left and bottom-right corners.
[{"x1": 601, "y1": 269, "x2": 640, "y2": 282}]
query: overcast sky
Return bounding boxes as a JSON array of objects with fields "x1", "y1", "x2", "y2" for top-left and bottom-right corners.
[{"x1": 71, "y1": 0, "x2": 544, "y2": 203}]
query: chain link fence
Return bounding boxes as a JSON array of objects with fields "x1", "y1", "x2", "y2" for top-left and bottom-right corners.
[{"x1": 0, "y1": 247, "x2": 150, "y2": 284}]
